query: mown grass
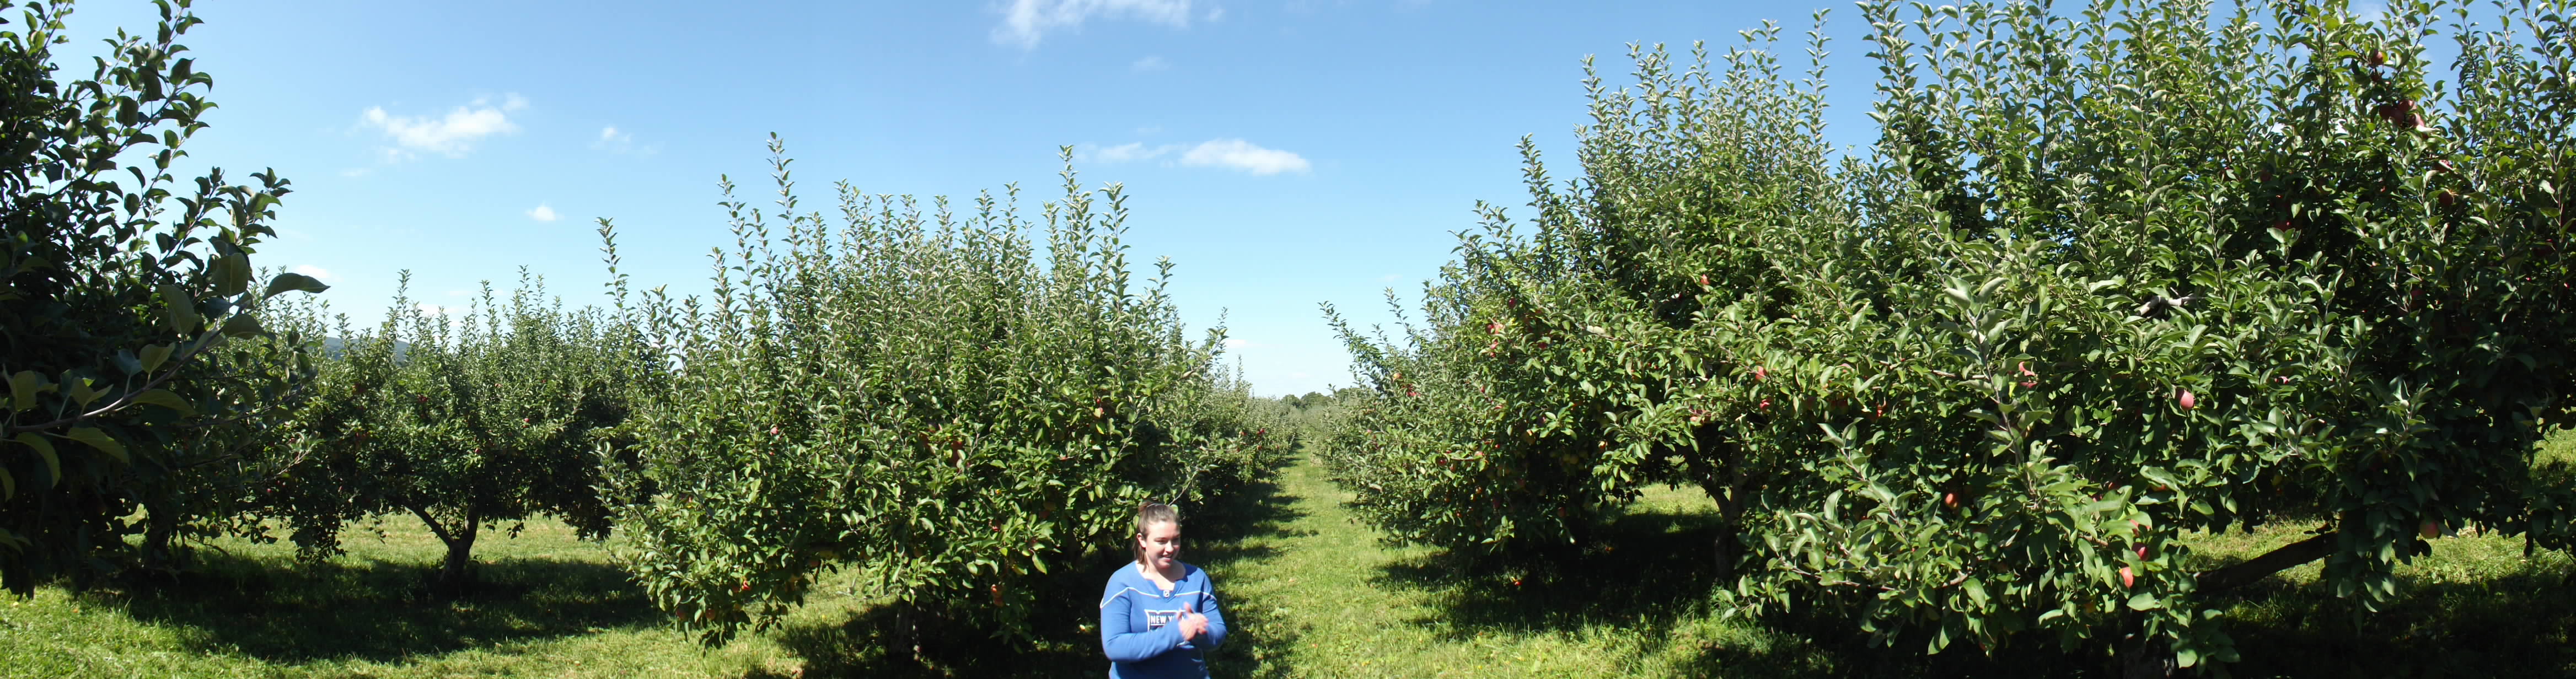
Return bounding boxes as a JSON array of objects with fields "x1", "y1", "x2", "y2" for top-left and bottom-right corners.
[
  {"x1": 0, "y1": 517, "x2": 828, "y2": 678},
  {"x1": 4, "y1": 434, "x2": 2574, "y2": 677}
]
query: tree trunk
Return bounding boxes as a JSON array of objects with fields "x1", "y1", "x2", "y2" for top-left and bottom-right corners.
[
  {"x1": 1696, "y1": 464, "x2": 1753, "y2": 584},
  {"x1": 890, "y1": 597, "x2": 921, "y2": 666},
  {"x1": 409, "y1": 505, "x2": 481, "y2": 594},
  {"x1": 139, "y1": 497, "x2": 182, "y2": 573}
]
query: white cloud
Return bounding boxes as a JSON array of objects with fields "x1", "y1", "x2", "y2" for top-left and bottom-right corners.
[
  {"x1": 591, "y1": 124, "x2": 657, "y2": 155},
  {"x1": 1081, "y1": 138, "x2": 1312, "y2": 175},
  {"x1": 289, "y1": 264, "x2": 341, "y2": 283},
  {"x1": 1178, "y1": 138, "x2": 1310, "y2": 175},
  {"x1": 359, "y1": 94, "x2": 525, "y2": 159},
  {"x1": 1131, "y1": 55, "x2": 1170, "y2": 71},
  {"x1": 1090, "y1": 142, "x2": 1170, "y2": 163},
  {"x1": 527, "y1": 203, "x2": 559, "y2": 222},
  {"x1": 415, "y1": 303, "x2": 453, "y2": 316},
  {"x1": 1223, "y1": 337, "x2": 1249, "y2": 349},
  {"x1": 993, "y1": 0, "x2": 1192, "y2": 48}
]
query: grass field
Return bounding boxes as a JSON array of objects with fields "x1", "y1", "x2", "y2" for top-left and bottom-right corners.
[{"x1": 5, "y1": 438, "x2": 2575, "y2": 677}]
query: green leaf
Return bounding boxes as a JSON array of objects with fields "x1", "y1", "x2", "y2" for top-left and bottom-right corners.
[
  {"x1": 221, "y1": 314, "x2": 265, "y2": 338},
  {"x1": 67, "y1": 377, "x2": 101, "y2": 408},
  {"x1": 138, "y1": 343, "x2": 175, "y2": 373},
  {"x1": 9, "y1": 370, "x2": 53, "y2": 412},
  {"x1": 263, "y1": 271, "x2": 330, "y2": 299},
  {"x1": 160, "y1": 284, "x2": 200, "y2": 332},
  {"x1": 14, "y1": 434, "x2": 60, "y2": 488},
  {"x1": 2126, "y1": 592, "x2": 2160, "y2": 611},
  {"x1": 129, "y1": 389, "x2": 195, "y2": 417},
  {"x1": 64, "y1": 428, "x2": 129, "y2": 465},
  {"x1": 213, "y1": 251, "x2": 252, "y2": 297}
]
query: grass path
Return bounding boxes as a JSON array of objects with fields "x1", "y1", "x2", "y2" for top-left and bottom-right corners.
[{"x1": 1196, "y1": 454, "x2": 1805, "y2": 678}]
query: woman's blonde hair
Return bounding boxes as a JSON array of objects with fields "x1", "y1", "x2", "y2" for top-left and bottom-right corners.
[{"x1": 1131, "y1": 501, "x2": 1180, "y2": 565}]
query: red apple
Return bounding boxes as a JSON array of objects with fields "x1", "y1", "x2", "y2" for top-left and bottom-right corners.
[
  {"x1": 1943, "y1": 493, "x2": 1958, "y2": 508},
  {"x1": 1754, "y1": 367, "x2": 1768, "y2": 381},
  {"x1": 2421, "y1": 519, "x2": 2440, "y2": 540},
  {"x1": 2177, "y1": 390, "x2": 2197, "y2": 410},
  {"x1": 2119, "y1": 567, "x2": 2135, "y2": 589}
]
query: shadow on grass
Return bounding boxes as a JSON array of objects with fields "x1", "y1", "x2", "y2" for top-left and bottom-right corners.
[
  {"x1": 1372, "y1": 499, "x2": 2576, "y2": 677},
  {"x1": 82, "y1": 549, "x2": 658, "y2": 664},
  {"x1": 768, "y1": 462, "x2": 1310, "y2": 678},
  {"x1": 2217, "y1": 551, "x2": 2576, "y2": 678}
]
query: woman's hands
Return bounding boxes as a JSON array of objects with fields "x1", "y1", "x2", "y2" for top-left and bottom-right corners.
[{"x1": 1177, "y1": 602, "x2": 1209, "y2": 642}]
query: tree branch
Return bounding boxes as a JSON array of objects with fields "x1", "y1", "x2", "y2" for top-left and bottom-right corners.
[{"x1": 2194, "y1": 531, "x2": 2336, "y2": 594}]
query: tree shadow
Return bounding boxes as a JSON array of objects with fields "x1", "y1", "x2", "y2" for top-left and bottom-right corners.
[
  {"x1": 2214, "y1": 552, "x2": 2576, "y2": 678},
  {"x1": 767, "y1": 463, "x2": 1310, "y2": 678},
  {"x1": 79, "y1": 548, "x2": 659, "y2": 664},
  {"x1": 1377, "y1": 498, "x2": 2576, "y2": 677},
  {"x1": 1368, "y1": 503, "x2": 2047, "y2": 677},
  {"x1": 1371, "y1": 503, "x2": 1734, "y2": 638}
]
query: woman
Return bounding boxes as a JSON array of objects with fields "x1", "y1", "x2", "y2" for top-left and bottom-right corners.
[{"x1": 1100, "y1": 501, "x2": 1227, "y2": 678}]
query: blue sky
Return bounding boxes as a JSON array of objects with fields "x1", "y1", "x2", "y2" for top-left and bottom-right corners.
[{"x1": 64, "y1": 0, "x2": 1886, "y2": 396}]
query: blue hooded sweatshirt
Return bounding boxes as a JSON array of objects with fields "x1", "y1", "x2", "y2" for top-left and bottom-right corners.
[{"x1": 1100, "y1": 561, "x2": 1226, "y2": 678}]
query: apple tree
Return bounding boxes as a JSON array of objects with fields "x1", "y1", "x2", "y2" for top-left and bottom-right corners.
[
  {"x1": 251, "y1": 272, "x2": 643, "y2": 588},
  {"x1": 1, "y1": 0, "x2": 324, "y2": 593},
  {"x1": 1326, "y1": 0, "x2": 2576, "y2": 669},
  {"x1": 603, "y1": 141, "x2": 1291, "y2": 649}
]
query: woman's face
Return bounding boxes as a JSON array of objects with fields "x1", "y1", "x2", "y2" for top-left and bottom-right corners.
[{"x1": 1137, "y1": 520, "x2": 1180, "y2": 571}]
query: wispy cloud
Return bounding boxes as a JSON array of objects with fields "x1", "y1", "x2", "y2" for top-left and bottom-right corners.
[
  {"x1": 993, "y1": 0, "x2": 1192, "y2": 48},
  {"x1": 527, "y1": 203, "x2": 560, "y2": 222},
  {"x1": 1131, "y1": 55, "x2": 1170, "y2": 71},
  {"x1": 1178, "y1": 138, "x2": 1310, "y2": 175},
  {"x1": 289, "y1": 264, "x2": 342, "y2": 284},
  {"x1": 1089, "y1": 142, "x2": 1164, "y2": 163},
  {"x1": 359, "y1": 93, "x2": 526, "y2": 160},
  {"x1": 1082, "y1": 138, "x2": 1311, "y2": 175},
  {"x1": 592, "y1": 125, "x2": 657, "y2": 155}
]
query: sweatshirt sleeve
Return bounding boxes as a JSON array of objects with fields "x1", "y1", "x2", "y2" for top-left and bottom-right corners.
[
  {"x1": 1193, "y1": 573, "x2": 1227, "y2": 651},
  {"x1": 1101, "y1": 580, "x2": 1183, "y2": 662}
]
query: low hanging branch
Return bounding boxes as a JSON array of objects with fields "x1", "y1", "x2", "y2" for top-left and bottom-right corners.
[{"x1": 2193, "y1": 531, "x2": 2337, "y2": 595}]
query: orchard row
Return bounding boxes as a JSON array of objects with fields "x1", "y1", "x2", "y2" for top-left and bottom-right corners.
[
  {"x1": 1318, "y1": 0, "x2": 2576, "y2": 670},
  {"x1": 0, "y1": 1, "x2": 1290, "y2": 650}
]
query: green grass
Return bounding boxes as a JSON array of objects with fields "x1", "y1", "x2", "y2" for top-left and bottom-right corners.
[
  {"x1": 0, "y1": 519, "x2": 827, "y2": 678},
  {"x1": 6, "y1": 435, "x2": 2576, "y2": 677}
]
